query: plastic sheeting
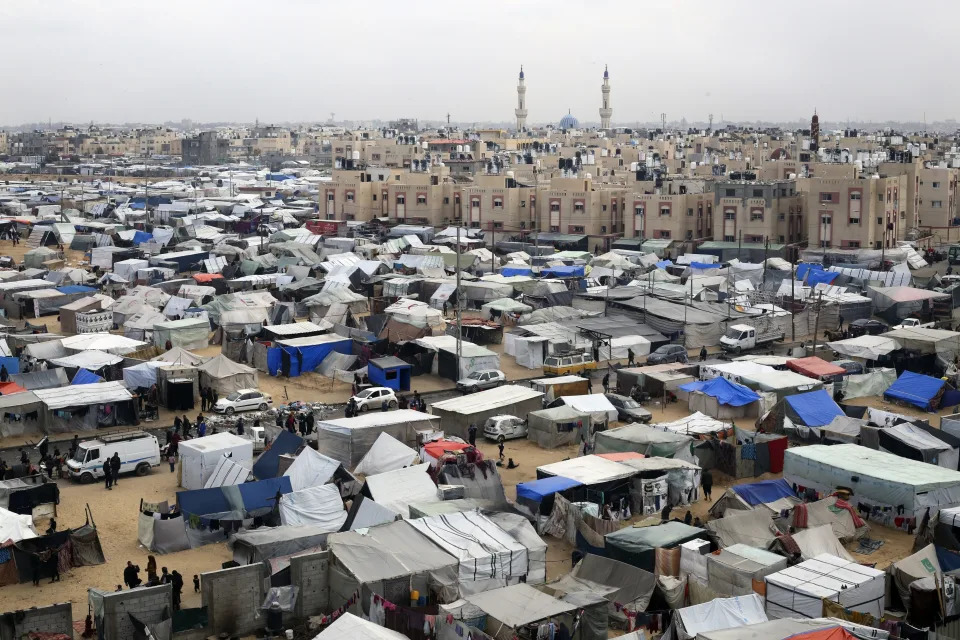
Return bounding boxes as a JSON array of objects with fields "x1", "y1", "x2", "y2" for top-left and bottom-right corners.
[
  {"x1": 706, "y1": 509, "x2": 778, "y2": 548},
  {"x1": 364, "y1": 463, "x2": 438, "y2": 517},
  {"x1": 764, "y1": 554, "x2": 885, "y2": 619},
  {"x1": 785, "y1": 390, "x2": 844, "y2": 427},
  {"x1": 675, "y1": 594, "x2": 768, "y2": 640},
  {"x1": 0, "y1": 506, "x2": 36, "y2": 543},
  {"x1": 315, "y1": 410, "x2": 437, "y2": 468},
  {"x1": 202, "y1": 456, "x2": 249, "y2": 488},
  {"x1": 283, "y1": 447, "x2": 341, "y2": 492},
  {"x1": 840, "y1": 368, "x2": 897, "y2": 400},
  {"x1": 315, "y1": 612, "x2": 409, "y2": 640},
  {"x1": 353, "y1": 432, "x2": 419, "y2": 476},
  {"x1": 884, "y1": 370, "x2": 946, "y2": 410},
  {"x1": 706, "y1": 546, "x2": 787, "y2": 597},
  {"x1": 826, "y1": 335, "x2": 901, "y2": 360},
  {"x1": 680, "y1": 378, "x2": 760, "y2": 407},
  {"x1": 279, "y1": 484, "x2": 347, "y2": 529}
]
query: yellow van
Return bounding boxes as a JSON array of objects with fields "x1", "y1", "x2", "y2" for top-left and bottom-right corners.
[{"x1": 543, "y1": 351, "x2": 598, "y2": 376}]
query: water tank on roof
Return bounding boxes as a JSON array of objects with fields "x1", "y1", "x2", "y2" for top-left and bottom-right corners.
[
  {"x1": 422, "y1": 142, "x2": 429, "y2": 149},
  {"x1": 456, "y1": 145, "x2": 463, "y2": 153},
  {"x1": 352, "y1": 151, "x2": 360, "y2": 161},
  {"x1": 464, "y1": 145, "x2": 471, "y2": 153}
]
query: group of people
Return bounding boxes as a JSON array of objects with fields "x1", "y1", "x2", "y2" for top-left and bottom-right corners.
[
  {"x1": 277, "y1": 409, "x2": 314, "y2": 436},
  {"x1": 102, "y1": 452, "x2": 122, "y2": 490},
  {"x1": 172, "y1": 412, "x2": 208, "y2": 439},
  {"x1": 122, "y1": 556, "x2": 188, "y2": 609},
  {"x1": 199, "y1": 386, "x2": 219, "y2": 412}
]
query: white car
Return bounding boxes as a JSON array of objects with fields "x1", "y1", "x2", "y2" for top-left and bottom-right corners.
[
  {"x1": 483, "y1": 415, "x2": 528, "y2": 441},
  {"x1": 457, "y1": 369, "x2": 506, "y2": 393},
  {"x1": 350, "y1": 387, "x2": 398, "y2": 412},
  {"x1": 214, "y1": 389, "x2": 273, "y2": 414}
]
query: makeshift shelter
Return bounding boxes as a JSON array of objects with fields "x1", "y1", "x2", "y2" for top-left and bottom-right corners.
[
  {"x1": 33, "y1": 381, "x2": 135, "y2": 433},
  {"x1": 705, "y1": 509, "x2": 779, "y2": 548},
  {"x1": 839, "y1": 368, "x2": 897, "y2": 400},
  {"x1": 407, "y1": 511, "x2": 531, "y2": 591},
  {"x1": 353, "y1": 432, "x2": 419, "y2": 476},
  {"x1": 673, "y1": 594, "x2": 768, "y2": 640},
  {"x1": 706, "y1": 546, "x2": 788, "y2": 597},
  {"x1": 537, "y1": 455, "x2": 637, "y2": 490},
  {"x1": 123, "y1": 309, "x2": 168, "y2": 342},
  {"x1": 313, "y1": 613, "x2": 409, "y2": 640},
  {"x1": 267, "y1": 334, "x2": 353, "y2": 377},
  {"x1": 282, "y1": 446, "x2": 351, "y2": 492},
  {"x1": 315, "y1": 410, "x2": 439, "y2": 468},
  {"x1": 879, "y1": 421, "x2": 959, "y2": 469},
  {"x1": 617, "y1": 456, "x2": 702, "y2": 514},
  {"x1": 529, "y1": 375, "x2": 590, "y2": 401},
  {"x1": 252, "y1": 430, "x2": 304, "y2": 479},
  {"x1": 883, "y1": 370, "x2": 947, "y2": 411},
  {"x1": 651, "y1": 411, "x2": 730, "y2": 438},
  {"x1": 887, "y1": 543, "x2": 942, "y2": 612},
  {"x1": 553, "y1": 394, "x2": 617, "y2": 425},
  {"x1": 545, "y1": 553, "x2": 656, "y2": 627},
  {"x1": 0, "y1": 507, "x2": 36, "y2": 544},
  {"x1": 178, "y1": 432, "x2": 253, "y2": 491},
  {"x1": 603, "y1": 522, "x2": 705, "y2": 571},
  {"x1": 769, "y1": 524, "x2": 853, "y2": 562},
  {"x1": 708, "y1": 479, "x2": 799, "y2": 519},
  {"x1": 883, "y1": 327, "x2": 960, "y2": 362},
  {"x1": 152, "y1": 317, "x2": 209, "y2": 351},
  {"x1": 463, "y1": 583, "x2": 604, "y2": 640},
  {"x1": 151, "y1": 346, "x2": 207, "y2": 367},
  {"x1": 363, "y1": 463, "x2": 439, "y2": 517},
  {"x1": 764, "y1": 554, "x2": 885, "y2": 619},
  {"x1": 231, "y1": 523, "x2": 329, "y2": 565},
  {"x1": 484, "y1": 512, "x2": 548, "y2": 585},
  {"x1": 278, "y1": 484, "x2": 347, "y2": 529},
  {"x1": 202, "y1": 455, "x2": 250, "y2": 488},
  {"x1": 526, "y1": 405, "x2": 591, "y2": 449},
  {"x1": 785, "y1": 443, "x2": 960, "y2": 522},
  {"x1": 516, "y1": 476, "x2": 584, "y2": 520},
  {"x1": 779, "y1": 389, "x2": 845, "y2": 436},
  {"x1": 826, "y1": 334, "x2": 901, "y2": 360},
  {"x1": 435, "y1": 342, "x2": 500, "y2": 380},
  {"x1": 60, "y1": 332, "x2": 146, "y2": 355},
  {"x1": 786, "y1": 357, "x2": 846, "y2": 381},
  {"x1": 694, "y1": 427, "x2": 788, "y2": 479},
  {"x1": 137, "y1": 503, "x2": 191, "y2": 554},
  {"x1": 11, "y1": 519, "x2": 105, "y2": 584},
  {"x1": 367, "y1": 356, "x2": 412, "y2": 392},
  {"x1": 593, "y1": 423, "x2": 696, "y2": 462},
  {"x1": 197, "y1": 354, "x2": 258, "y2": 394},
  {"x1": 680, "y1": 377, "x2": 761, "y2": 419},
  {"x1": 0, "y1": 391, "x2": 44, "y2": 438},
  {"x1": 121, "y1": 361, "x2": 169, "y2": 390},
  {"x1": 430, "y1": 385, "x2": 543, "y2": 440}
]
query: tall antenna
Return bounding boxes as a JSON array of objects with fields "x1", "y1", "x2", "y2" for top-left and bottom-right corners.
[
  {"x1": 447, "y1": 113, "x2": 451, "y2": 126},
  {"x1": 660, "y1": 112, "x2": 666, "y2": 132}
]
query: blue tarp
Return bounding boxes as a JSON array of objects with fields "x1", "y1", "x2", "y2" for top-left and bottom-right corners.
[
  {"x1": 688, "y1": 262, "x2": 720, "y2": 270},
  {"x1": 71, "y1": 368, "x2": 103, "y2": 385},
  {"x1": 731, "y1": 478, "x2": 796, "y2": 506},
  {"x1": 541, "y1": 265, "x2": 585, "y2": 278},
  {"x1": 238, "y1": 476, "x2": 292, "y2": 511},
  {"x1": 679, "y1": 377, "x2": 760, "y2": 407},
  {"x1": 806, "y1": 270, "x2": 839, "y2": 286},
  {"x1": 656, "y1": 260, "x2": 673, "y2": 269},
  {"x1": 884, "y1": 370, "x2": 947, "y2": 410},
  {"x1": 501, "y1": 267, "x2": 533, "y2": 277},
  {"x1": 252, "y1": 430, "x2": 304, "y2": 479},
  {"x1": 266, "y1": 173, "x2": 293, "y2": 181},
  {"x1": 516, "y1": 476, "x2": 583, "y2": 503},
  {"x1": 266, "y1": 337, "x2": 352, "y2": 377},
  {"x1": 796, "y1": 263, "x2": 821, "y2": 280},
  {"x1": 0, "y1": 357, "x2": 19, "y2": 375},
  {"x1": 56, "y1": 285, "x2": 96, "y2": 295},
  {"x1": 784, "y1": 389, "x2": 844, "y2": 426},
  {"x1": 132, "y1": 230, "x2": 153, "y2": 245},
  {"x1": 177, "y1": 486, "x2": 232, "y2": 516},
  {"x1": 937, "y1": 546, "x2": 960, "y2": 573}
]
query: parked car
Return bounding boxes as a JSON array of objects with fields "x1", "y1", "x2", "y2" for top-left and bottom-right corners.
[
  {"x1": 543, "y1": 351, "x2": 597, "y2": 376},
  {"x1": 891, "y1": 318, "x2": 936, "y2": 330},
  {"x1": 646, "y1": 344, "x2": 688, "y2": 365},
  {"x1": 457, "y1": 369, "x2": 506, "y2": 393},
  {"x1": 848, "y1": 318, "x2": 888, "y2": 337},
  {"x1": 214, "y1": 389, "x2": 273, "y2": 414},
  {"x1": 605, "y1": 393, "x2": 653, "y2": 423},
  {"x1": 483, "y1": 415, "x2": 528, "y2": 441},
  {"x1": 350, "y1": 386, "x2": 398, "y2": 412},
  {"x1": 66, "y1": 431, "x2": 161, "y2": 483}
]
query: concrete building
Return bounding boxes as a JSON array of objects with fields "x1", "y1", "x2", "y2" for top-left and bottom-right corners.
[
  {"x1": 182, "y1": 131, "x2": 226, "y2": 165},
  {"x1": 799, "y1": 174, "x2": 908, "y2": 250}
]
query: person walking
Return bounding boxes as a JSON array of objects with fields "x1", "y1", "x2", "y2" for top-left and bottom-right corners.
[
  {"x1": 701, "y1": 469, "x2": 713, "y2": 500},
  {"x1": 586, "y1": 378, "x2": 593, "y2": 394},
  {"x1": 110, "y1": 452, "x2": 121, "y2": 486},
  {"x1": 838, "y1": 314, "x2": 844, "y2": 331},
  {"x1": 306, "y1": 411, "x2": 314, "y2": 435},
  {"x1": 627, "y1": 347, "x2": 634, "y2": 366},
  {"x1": 700, "y1": 345, "x2": 708, "y2": 362},
  {"x1": 103, "y1": 459, "x2": 113, "y2": 490},
  {"x1": 123, "y1": 561, "x2": 141, "y2": 589},
  {"x1": 467, "y1": 422, "x2": 478, "y2": 446},
  {"x1": 160, "y1": 567, "x2": 171, "y2": 584},
  {"x1": 182, "y1": 415, "x2": 191, "y2": 437},
  {"x1": 146, "y1": 555, "x2": 158, "y2": 583},
  {"x1": 601, "y1": 372, "x2": 610, "y2": 394},
  {"x1": 235, "y1": 416, "x2": 244, "y2": 436},
  {"x1": 197, "y1": 419, "x2": 207, "y2": 438},
  {"x1": 171, "y1": 570, "x2": 184, "y2": 610},
  {"x1": 0, "y1": 364, "x2": 7, "y2": 383},
  {"x1": 285, "y1": 412, "x2": 295, "y2": 433}
]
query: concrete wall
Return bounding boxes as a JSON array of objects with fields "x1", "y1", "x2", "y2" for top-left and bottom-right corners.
[
  {"x1": 290, "y1": 550, "x2": 329, "y2": 618},
  {"x1": 0, "y1": 602, "x2": 72, "y2": 640},
  {"x1": 201, "y1": 563, "x2": 266, "y2": 637},
  {"x1": 101, "y1": 584, "x2": 172, "y2": 640}
]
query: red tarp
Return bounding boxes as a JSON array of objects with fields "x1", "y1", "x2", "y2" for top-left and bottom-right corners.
[
  {"x1": 192, "y1": 273, "x2": 224, "y2": 283},
  {"x1": 0, "y1": 382, "x2": 27, "y2": 395},
  {"x1": 423, "y1": 440, "x2": 471, "y2": 460},
  {"x1": 786, "y1": 356, "x2": 846, "y2": 380},
  {"x1": 596, "y1": 452, "x2": 646, "y2": 462}
]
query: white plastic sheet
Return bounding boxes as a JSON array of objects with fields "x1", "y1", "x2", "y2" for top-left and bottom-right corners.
[
  {"x1": 279, "y1": 484, "x2": 347, "y2": 530},
  {"x1": 354, "y1": 432, "x2": 419, "y2": 476}
]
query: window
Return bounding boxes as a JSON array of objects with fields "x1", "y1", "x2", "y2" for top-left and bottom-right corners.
[
  {"x1": 877, "y1": 217, "x2": 883, "y2": 225},
  {"x1": 660, "y1": 206, "x2": 670, "y2": 217},
  {"x1": 750, "y1": 211, "x2": 764, "y2": 221},
  {"x1": 878, "y1": 194, "x2": 884, "y2": 202},
  {"x1": 778, "y1": 235, "x2": 785, "y2": 243},
  {"x1": 932, "y1": 200, "x2": 944, "y2": 208},
  {"x1": 933, "y1": 181, "x2": 942, "y2": 188},
  {"x1": 443, "y1": 197, "x2": 450, "y2": 204},
  {"x1": 520, "y1": 201, "x2": 526, "y2": 208},
  {"x1": 724, "y1": 234, "x2": 735, "y2": 242},
  {"x1": 724, "y1": 211, "x2": 736, "y2": 220},
  {"x1": 658, "y1": 230, "x2": 671, "y2": 239},
  {"x1": 849, "y1": 192, "x2": 861, "y2": 200},
  {"x1": 395, "y1": 175, "x2": 400, "y2": 181},
  {"x1": 492, "y1": 222, "x2": 503, "y2": 230},
  {"x1": 686, "y1": 230, "x2": 693, "y2": 240},
  {"x1": 601, "y1": 225, "x2": 607, "y2": 233},
  {"x1": 634, "y1": 206, "x2": 644, "y2": 216},
  {"x1": 753, "y1": 189, "x2": 763, "y2": 198},
  {"x1": 570, "y1": 225, "x2": 585, "y2": 233},
  {"x1": 819, "y1": 193, "x2": 833, "y2": 202},
  {"x1": 820, "y1": 214, "x2": 831, "y2": 224},
  {"x1": 550, "y1": 202, "x2": 561, "y2": 212},
  {"x1": 602, "y1": 205, "x2": 607, "y2": 212},
  {"x1": 493, "y1": 198, "x2": 503, "y2": 209},
  {"x1": 417, "y1": 194, "x2": 427, "y2": 205},
  {"x1": 550, "y1": 225, "x2": 560, "y2": 232},
  {"x1": 327, "y1": 193, "x2": 334, "y2": 201},
  {"x1": 346, "y1": 192, "x2": 355, "y2": 202},
  {"x1": 849, "y1": 216, "x2": 860, "y2": 224},
  {"x1": 372, "y1": 153, "x2": 381, "y2": 161},
  {"x1": 778, "y1": 213, "x2": 785, "y2": 220},
  {"x1": 372, "y1": 194, "x2": 377, "y2": 201},
  {"x1": 687, "y1": 208, "x2": 693, "y2": 216},
  {"x1": 725, "y1": 189, "x2": 736, "y2": 197},
  {"x1": 574, "y1": 202, "x2": 585, "y2": 213}
]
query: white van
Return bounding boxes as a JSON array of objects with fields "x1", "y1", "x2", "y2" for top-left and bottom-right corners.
[{"x1": 66, "y1": 431, "x2": 161, "y2": 483}]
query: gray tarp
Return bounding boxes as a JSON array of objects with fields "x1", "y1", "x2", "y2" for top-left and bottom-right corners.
[
  {"x1": 593, "y1": 423, "x2": 695, "y2": 462},
  {"x1": 527, "y1": 405, "x2": 592, "y2": 449},
  {"x1": 316, "y1": 410, "x2": 438, "y2": 469},
  {"x1": 546, "y1": 553, "x2": 656, "y2": 625},
  {"x1": 705, "y1": 545, "x2": 787, "y2": 596},
  {"x1": 706, "y1": 509, "x2": 778, "y2": 548},
  {"x1": 231, "y1": 524, "x2": 333, "y2": 565},
  {"x1": 840, "y1": 368, "x2": 897, "y2": 400}
]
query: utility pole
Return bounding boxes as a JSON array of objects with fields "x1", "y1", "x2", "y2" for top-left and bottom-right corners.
[
  {"x1": 738, "y1": 229, "x2": 743, "y2": 262},
  {"x1": 455, "y1": 223, "x2": 462, "y2": 377},
  {"x1": 763, "y1": 236, "x2": 768, "y2": 284},
  {"x1": 790, "y1": 258, "x2": 796, "y2": 343},
  {"x1": 811, "y1": 291, "x2": 823, "y2": 356}
]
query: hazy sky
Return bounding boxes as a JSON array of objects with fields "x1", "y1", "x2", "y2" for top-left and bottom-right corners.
[{"x1": 1, "y1": 0, "x2": 954, "y2": 126}]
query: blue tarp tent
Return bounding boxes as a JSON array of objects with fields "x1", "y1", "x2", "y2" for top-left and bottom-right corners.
[
  {"x1": 541, "y1": 265, "x2": 585, "y2": 278},
  {"x1": 237, "y1": 476, "x2": 292, "y2": 511},
  {"x1": 656, "y1": 260, "x2": 673, "y2": 269},
  {"x1": 71, "y1": 368, "x2": 103, "y2": 385},
  {"x1": 731, "y1": 478, "x2": 796, "y2": 506},
  {"x1": 252, "y1": 430, "x2": 304, "y2": 479},
  {"x1": 807, "y1": 270, "x2": 839, "y2": 286},
  {"x1": 177, "y1": 477, "x2": 294, "y2": 515},
  {"x1": 56, "y1": 285, "x2": 96, "y2": 295},
  {"x1": 132, "y1": 230, "x2": 153, "y2": 245},
  {"x1": 784, "y1": 389, "x2": 844, "y2": 427},
  {"x1": 884, "y1": 370, "x2": 947, "y2": 410},
  {"x1": 679, "y1": 377, "x2": 760, "y2": 407},
  {"x1": 0, "y1": 357, "x2": 19, "y2": 375},
  {"x1": 368, "y1": 356, "x2": 412, "y2": 391},
  {"x1": 176, "y1": 486, "x2": 231, "y2": 516},
  {"x1": 688, "y1": 262, "x2": 720, "y2": 270},
  {"x1": 266, "y1": 335, "x2": 353, "y2": 377},
  {"x1": 516, "y1": 476, "x2": 583, "y2": 502},
  {"x1": 796, "y1": 263, "x2": 820, "y2": 280},
  {"x1": 501, "y1": 266, "x2": 533, "y2": 277}
]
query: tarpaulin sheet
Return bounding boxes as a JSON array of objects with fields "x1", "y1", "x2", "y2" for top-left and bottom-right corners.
[
  {"x1": 541, "y1": 265, "x2": 584, "y2": 278},
  {"x1": 679, "y1": 377, "x2": 760, "y2": 407},
  {"x1": 71, "y1": 368, "x2": 103, "y2": 385},
  {"x1": 884, "y1": 370, "x2": 946, "y2": 410},
  {"x1": 732, "y1": 479, "x2": 796, "y2": 506},
  {"x1": 786, "y1": 357, "x2": 846, "y2": 379},
  {"x1": 177, "y1": 486, "x2": 231, "y2": 516},
  {"x1": 501, "y1": 266, "x2": 533, "y2": 276},
  {"x1": 806, "y1": 270, "x2": 839, "y2": 286},
  {"x1": 516, "y1": 476, "x2": 583, "y2": 503},
  {"x1": 252, "y1": 430, "x2": 303, "y2": 479},
  {"x1": 278, "y1": 484, "x2": 346, "y2": 529},
  {"x1": 238, "y1": 476, "x2": 292, "y2": 512},
  {"x1": 283, "y1": 447, "x2": 341, "y2": 492},
  {"x1": 785, "y1": 389, "x2": 844, "y2": 427},
  {"x1": 675, "y1": 593, "x2": 767, "y2": 639}
]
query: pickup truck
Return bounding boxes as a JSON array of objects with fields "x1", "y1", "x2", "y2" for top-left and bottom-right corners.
[
  {"x1": 719, "y1": 323, "x2": 785, "y2": 353},
  {"x1": 891, "y1": 318, "x2": 936, "y2": 330}
]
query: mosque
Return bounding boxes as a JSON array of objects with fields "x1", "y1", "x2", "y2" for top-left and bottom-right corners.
[{"x1": 515, "y1": 65, "x2": 612, "y2": 131}]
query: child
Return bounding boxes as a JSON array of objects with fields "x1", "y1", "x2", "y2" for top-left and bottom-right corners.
[{"x1": 193, "y1": 574, "x2": 200, "y2": 593}]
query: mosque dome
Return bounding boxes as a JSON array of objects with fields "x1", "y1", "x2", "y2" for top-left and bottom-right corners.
[{"x1": 559, "y1": 111, "x2": 579, "y2": 129}]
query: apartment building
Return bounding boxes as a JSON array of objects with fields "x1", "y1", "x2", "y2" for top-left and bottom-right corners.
[
  {"x1": 540, "y1": 176, "x2": 628, "y2": 241},
  {"x1": 917, "y1": 166, "x2": 959, "y2": 229},
  {"x1": 623, "y1": 182, "x2": 713, "y2": 247},
  {"x1": 799, "y1": 175, "x2": 908, "y2": 250},
  {"x1": 712, "y1": 180, "x2": 803, "y2": 246}
]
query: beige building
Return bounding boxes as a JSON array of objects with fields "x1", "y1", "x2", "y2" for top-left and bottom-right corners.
[{"x1": 799, "y1": 175, "x2": 908, "y2": 249}]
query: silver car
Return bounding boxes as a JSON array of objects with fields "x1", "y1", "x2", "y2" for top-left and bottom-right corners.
[
  {"x1": 457, "y1": 369, "x2": 506, "y2": 393},
  {"x1": 483, "y1": 415, "x2": 528, "y2": 441}
]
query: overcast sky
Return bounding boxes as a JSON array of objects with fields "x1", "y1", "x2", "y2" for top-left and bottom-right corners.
[{"x1": 1, "y1": 0, "x2": 953, "y2": 126}]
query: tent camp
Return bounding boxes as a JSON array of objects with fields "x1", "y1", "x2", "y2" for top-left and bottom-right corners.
[
  {"x1": 315, "y1": 410, "x2": 439, "y2": 468},
  {"x1": 152, "y1": 317, "x2": 209, "y2": 351},
  {"x1": 708, "y1": 479, "x2": 799, "y2": 518},
  {"x1": 353, "y1": 431, "x2": 419, "y2": 476},
  {"x1": 278, "y1": 484, "x2": 347, "y2": 529},
  {"x1": 545, "y1": 553, "x2": 656, "y2": 627},
  {"x1": 516, "y1": 476, "x2": 584, "y2": 520},
  {"x1": 784, "y1": 444, "x2": 960, "y2": 521},
  {"x1": 197, "y1": 355, "x2": 258, "y2": 394},
  {"x1": 267, "y1": 334, "x2": 353, "y2": 377},
  {"x1": 137, "y1": 502, "x2": 191, "y2": 554},
  {"x1": 879, "y1": 421, "x2": 960, "y2": 469},
  {"x1": 231, "y1": 523, "x2": 330, "y2": 565},
  {"x1": 178, "y1": 432, "x2": 253, "y2": 490},
  {"x1": 552, "y1": 394, "x2": 617, "y2": 425},
  {"x1": 430, "y1": 385, "x2": 543, "y2": 440},
  {"x1": 764, "y1": 554, "x2": 885, "y2": 619},
  {"x1": 33, "y1": 381, "x2": 136, "y2": 433},
  {"x1": 705, "y1": 508, "x2": 779, "y2": 548},
  {"x1": 604, "y1": 522, "x2": 705, "y2": 571},
  {"x1": 60, "y1": 332, "x2": 146, "y2": 355},
  {"x1": 672, "y1": 594, "x2": 768, "y2": 640},
  {"x1": 152, "y1": 346, "x2": 207, "y2": 367},
  {"x1": 363, "y1": 463, "x2": 439, "y2": 517},
  {"x1": 537, "y1": 455, "x2": 637, "y2": 488},
  {"x1": 593, "y1": 423, "x2": 696, "y2": 462},
  {"x1": 463, "y1": 583, "x2": 606, "y2": 640},
  {"x1": 706, "y1": 546, "x2": 788, "y2": 597},
  {"x1": 526, "y1": 405, "x2": 592, "y2": 449},
  {"x1": 786, "y1": 357, "x2": 846, "y2": 381},
  {"x1": 769, "y1": 524, "x2": 853, "y2": 562},
  {"x1": 283, "y1": 446, "x2": 350, "y2": 492},
  {"x1": 826, "y1": 334, "x2": 901, "y2": 360},
  {"x1": 313, "y1": 613, "x2": 409, "y2": 640},
  {"x1": 679, "y1": 377, "x2": 761, "y2": 419},
  {"x1": 883, "y1": 370, "x2": 948, "y2": 411}
]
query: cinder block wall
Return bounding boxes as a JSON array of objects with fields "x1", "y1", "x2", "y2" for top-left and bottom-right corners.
[
  {"x1": 290, "y1": 550, "x2": 329, "y2": 617},
  {"x1": 101, "y1": 584, "x2": 172, "y2": 640},
  {"x1": 201, "y1": 563, "x2": 266, "y2": 637},
  {"x1": 0, "y1": 602, "x2": 72, "y2": 640}
]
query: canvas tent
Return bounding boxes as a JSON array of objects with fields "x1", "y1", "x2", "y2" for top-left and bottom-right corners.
[
  {"x1": 526, "y1": 405, "x2": 592, "y2": 449},
  {"x1": 764, "y1": 554, "x2": 885, "y2": 619},
  {"x1": 826, "y1": 335, "x2": 901, "y2": 360},
  {"x1": 463, "y1": 583, "x2": 604, "y2": 640},
  {"x1": 137, "y1": 503, "x2": 191, "y2": 554},
  {"x1": 363, "y1": 463, "x2": 439, "y2": 517},
  {"x1": 282, "y1": 447, "x2": 347, "y2": 492},
  {"x1": 197, "y1": 354, "x2": 258, "y2": 394},
  {"x1": 769, "y1": 524, "x2": 853, "y2": 562},
  {"x1": 231, "y1": 523, "x2": 330, "y2": 565},
  {"x1": 784, "y1": 444, "x2": 960, "y2": 521},
  {"x1": 706, "y1": 545, "x2": 788, "y2": 596},
  {"x1": 430, "y1": 385, "x2": 543, "y2": 440},
  {"x1": 33, "y1": 381, "x2": 135, "y2": 433},
  {"x1": 705, "y1": 508, "x2": 779, "y2": 548},
  {"x1": 604, "y1": 522, "x2": 705, "y2": 571},
  {"x1": 315, "y1": 410, "x2": 439, "y2": 468},
  {"x1": 152, "y1": 346, "x2": 207, "y2": 367},
  {"x1": 353, "y1": 432, "x2": 419, "y2": 476},
  {"x1": 313, "y1": 612, "x2": 410, "y2": 640},
  {"x1": 673, "y1": 594, "x2": 768, "y2": 640},
  {"x1": 879, "y1": 422, "x2": 959, "y2": 469},
  {"x1": 278, "y1": 484, "x2": 347, "y2": 529},
  {"x1": 545, "y1": 553, "x2": 656, "y2": 627},
  {"x1": 554, "y1": 394, "x2": 617, "y2": 425},
  {"x1": 593, "y1": 423, "x2": 696, "y2": 462},
  {"x1": 709, "y1": 479, "x2": 799, "y2": 518},
  {"x1": 152, "y1": 317, "x2": 209, "y2": 351},
  {"x1": 883, "y1": 371, "x2": 947, "y2": 411},
  {"x1": 178, "y1": 432, "x2": 253, "y2": 491}
]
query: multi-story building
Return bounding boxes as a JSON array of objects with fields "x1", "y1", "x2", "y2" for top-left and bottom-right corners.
[
  {"x1": 713, "y1": 180, "x2": 804, "y2": 246},
  {"x1": 182, "y1": 131, "x2": 228, "y2": 165},
  {"x1": 799, "y1": 174, "x2": 908, "y2": 250}
]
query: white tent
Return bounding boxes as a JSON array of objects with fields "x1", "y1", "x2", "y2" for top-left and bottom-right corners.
[
  {"x1": 674, "y1": 594, "x2": 767, "y2": 640},
  {"x1": 49, "y1": 350, "x2": 122, "y2": 369},
  {"x1": 826, "y1": 334, "x2": 901, "y2": 360},
  {"x1": 764, "y1": 554, "x2": 885, "y2": 619},
  {"x1": 557, "y1": 394, "x2": 617, "y2": 424},
  {"x1": 353, "y1": 432, "x2": 419, "y2": 476},
  {"x1": 197, "y1": 355, "x2": 258, "y2": 394},
  {"x1": 311, "y1": 612, "x2": 409, "y2": 640},
  {"x1": 283, "y1": 447, "x2": 343, "y2": 492},
  {"x1": 279, "y1": 484, "x2": 347, "y2": 530},
  {"x1": 122, "y1": 361, "x2": 170, "y2": 389},
  {"x1": 60, "y1": 332, "x2": 146, "y2": 355},
  {"x1": 363, "y1": 463, "x2": 438, "y2": 517},
  {"x1": 151, "y1": 346, "x2": 207, "y2": 367},
  {"x1": 0, "y1": 506, "x2": 37, "y2": 544},
  {"x1": 178, "y1": 432, "x2": 253, "y2": 490},
  {"x1": 203, "y1": 455, "x2": 250, "y2": 488}
]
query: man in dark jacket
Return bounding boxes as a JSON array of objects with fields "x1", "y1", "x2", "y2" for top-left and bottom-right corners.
[
  {"x1": 110, "y1": 452, "x2": 121, "y2": 486},
  {"x1": 701, "y1": 469, "x2": 713, "y2": 500},
  {"x1": 103, "y1": 460, "x2": 112, "y2": 490}
]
